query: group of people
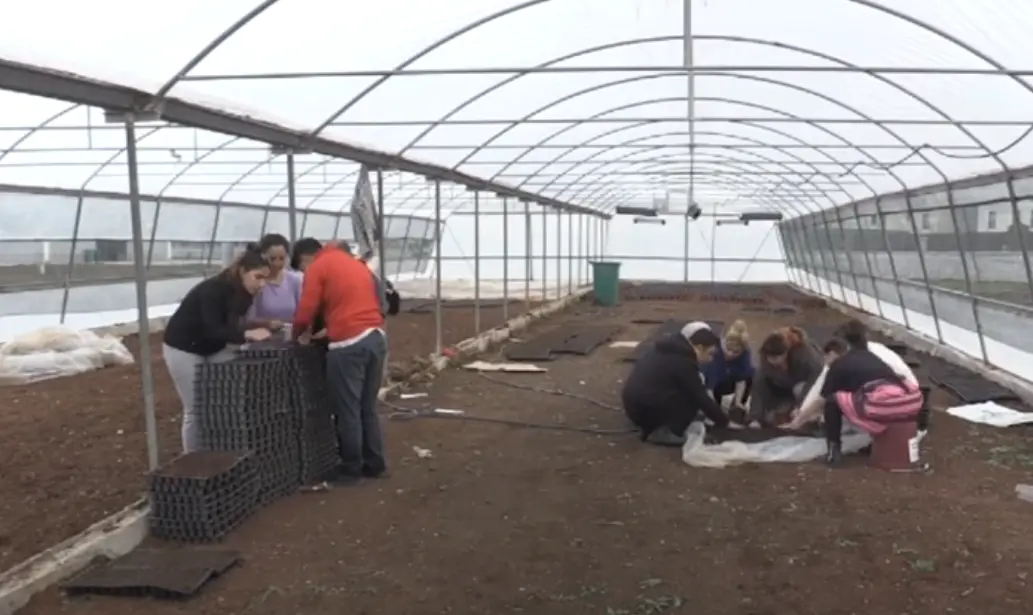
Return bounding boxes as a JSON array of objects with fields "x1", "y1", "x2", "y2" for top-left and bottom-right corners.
[
  {"x1": 162, "y1": 234, "x2": 400, "y2": 487},
  {"x1": 621, "y1": 315, "x2": 921, "y2": 466}
]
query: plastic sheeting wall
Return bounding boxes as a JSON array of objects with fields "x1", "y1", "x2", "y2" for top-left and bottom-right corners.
[{"x1": 780, "y1": 169, "x2": 1033, "y2": 381}]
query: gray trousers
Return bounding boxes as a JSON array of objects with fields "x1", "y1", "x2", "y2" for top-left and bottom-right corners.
[
  {"x1": 326, "y1": 330, "x2": 388, "y2": 476},
  {"x1": 163, "y1": 344, "x2": 236, "y2": 453}
]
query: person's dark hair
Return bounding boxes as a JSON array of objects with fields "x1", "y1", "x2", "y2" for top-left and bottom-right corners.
[
  {"x1": 290, "y1": 237, "x2": 323, "y2": 270},
  {"x1": 258, "y1": 233, "x2": 290, "y2": 254},
  {"x1": 224, "y1": 243, "x2": 269, "y2": 280},
  {"x1": 823, "y1": 338, "x2": 847, "y2": 355},
  {"x1": 759, "y1": 332, "x2": 789, "y2": 357},
  {"x1": 838, "y1": 319, "x2": 868, "y2": 349},
  {"x1": 688, "y1": 328, "x2": 720, "y2": 348}
]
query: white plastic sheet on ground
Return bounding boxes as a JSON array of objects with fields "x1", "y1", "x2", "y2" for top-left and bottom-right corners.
[
  {"x1": 681, "y1": 422, "x2": 871, "y2": 468},
  {"x1": 946, "y1": 401, "x2": 1033, "y2": 428},
  {"x1": 0, "y1": 326, "x2": 135, "y2": 385}
]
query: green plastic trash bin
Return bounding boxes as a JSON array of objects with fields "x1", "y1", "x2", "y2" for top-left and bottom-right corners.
[{"x1": 590, "y1": 261, "x2": 621, "y2": 306}]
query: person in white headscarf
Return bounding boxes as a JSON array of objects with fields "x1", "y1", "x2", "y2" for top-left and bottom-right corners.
[{"x1": 621, "y1": 321, "x2": 741, "y2": 446}]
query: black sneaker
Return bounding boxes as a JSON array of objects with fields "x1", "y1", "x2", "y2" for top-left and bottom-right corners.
[
  {"x1": 362, "y1": 466, "x2": 389, "y2": 479},
  {"x1": 825, "y1": 441, "x2": 843, "y2": 467},
  {"x1": 645, "y1": 426, "x2": 688, "y2": 447},
  {"x1": 328, "y1": 474, "x2": 363, "y2": 488}
]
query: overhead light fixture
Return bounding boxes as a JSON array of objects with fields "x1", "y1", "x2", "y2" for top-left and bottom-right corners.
[
  {"x1": 740, "y1": 211, "x2": 784, "y2": 222},
  {"x1": 616, "y1": 205, "x2": 658, "y2": 216},
  {"x1": 633, "y1": 216, "x2": 667, "y2": 225}
]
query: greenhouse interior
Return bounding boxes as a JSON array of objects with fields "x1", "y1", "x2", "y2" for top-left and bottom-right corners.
[{"x1": 2, "y1": 2, "x2": 1033, "y2": 614}]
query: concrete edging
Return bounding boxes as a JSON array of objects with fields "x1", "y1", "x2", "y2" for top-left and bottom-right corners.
[
  {"x1": 790, "y1": 283, "x2": 1033, "y2": 408},
  {"x1": 0, "y1": 287, "x2": 592, "y2": 614},
  {"x1": 0, "y1": 500, "x2": 149, "y2": 615}
]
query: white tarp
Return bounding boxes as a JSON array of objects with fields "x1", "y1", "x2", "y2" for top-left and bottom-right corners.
[
  {"x1": 946, "y1": 401, "x2": 1033, "y2": 428},
  {"x1": 0, "y1": 326, "x2": 134, "y2": 386},
  {"x1": 681, "y1": 422, "x2": 871, "y2": 468}
]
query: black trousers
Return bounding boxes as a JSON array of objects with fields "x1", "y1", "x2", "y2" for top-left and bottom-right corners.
[
  {"x1": 712, "y1": 376, "x2": 753, "y2": 404},
  {"x1": 623, "y1": 398, "x2": 698, "y2": 440},
  {"x1": 823, "y1": 397, "x2": 844, "y2": 444}
]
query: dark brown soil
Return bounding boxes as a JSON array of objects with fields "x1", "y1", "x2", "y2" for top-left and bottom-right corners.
[
  {"x1": 10, "y1": 290, "x2": 1033, "y2": 615},
  {"x1": 0, "y1": 302, "x2": 523, "y2": 573}
]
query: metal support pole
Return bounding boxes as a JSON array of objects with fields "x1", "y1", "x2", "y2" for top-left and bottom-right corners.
[
  {"x1": 847, "y1": 205, "x2": 885, "y2": 319},
  {"x1": 556, "y1": 208, "x2": 562, "y2": 299},
  {"x1": 502, "y1": 198, "x2": 509, "y2": 321},
  {"x1": 524, "y1": 201, "x2": 531, "y2": 311},
  {"x1": 59, "y1": 194, "x2": 86, "y2": 323},
  {"x1": 541, "y1": 208, "x2": 548, "y2": 301},
  {"x1": 710, "y1": 205, "x2": 718, "y2": 283},
  {"x1": 941, "y1": 193, "x2": 988, "y2": 362},
  {"x1": 1004, "y1": 177, "x2": 1033, "y2": 305},
  {"x1": 567, "y1": 212, "x2": 573, "y2": 295},
  {"x1": 684, "y1": 0, "x2": 696, "y2": 283},
  {"x1": 901, "y1": 196, "x2": 943, "y2": 341},
  {"x1": 286, "y1": 151, "x2": 297, "y2": 244},
  {"x1": 124, "y1": 115, "x2": 159, "y2": 471},
  {"x1": 577, "y1": 213, "x2": 584, "y2": 285},
  {"x1": 870, "y1": 199, "x2": 912, "y2": 330},
  {"x1": 473, "y1": 191, "x2": 481, "y2": 334},
  {"x1": 683, "y1": 213, "x2": 690, "y2": 282},
  {"x1": 818, "y1": 209, "x2": 852, "y2": 306},
  {"x1": 376, "y1": 169, "x2": 387, "y2": 285},
  {"x1": 434, "y1": 181, "x2": 443, "y2": 354}
]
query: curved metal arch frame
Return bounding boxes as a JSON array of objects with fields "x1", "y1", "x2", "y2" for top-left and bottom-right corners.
[
  {"x1": 562, "y1": 147, "x2": 865, "y2": 300},
  {"x1": 43, "y1": 0, "x2": 1033, "y2": 356},
  {"x1": 469, "y1": 71, "x2": 952, "y2": 332},
  {"x1": 544, "y1": 131, "x2": 878, "y2": 306},
  {"x1": 518, "y1": 111, "x2": 910, "y2": 312}
]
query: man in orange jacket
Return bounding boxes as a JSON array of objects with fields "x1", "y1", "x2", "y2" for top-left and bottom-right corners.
[{"x1": 293, "y1": 242, "x2": 388, "y2": 486}]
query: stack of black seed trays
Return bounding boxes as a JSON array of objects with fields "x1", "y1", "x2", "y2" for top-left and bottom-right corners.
[
  {"x1": 149, "y1": 451, "x2": 259, "y2": 543},
  {"x1": 287, "y1": 345, "x2": 340, "y2": 484},
  {"x1": 196, "y1": 354, "x2": 302, "y2": 504},
  {"x1": 148, "y1": 342, "x2": 343, "y2": 543}
]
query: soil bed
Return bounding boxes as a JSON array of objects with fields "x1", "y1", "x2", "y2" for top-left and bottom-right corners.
[
  {"x1": 11, "y1": 289, "x2": 1033, "y2": 614},
  {"x1": 0, "y1": 301, "x2": 522, "y2": 573}
]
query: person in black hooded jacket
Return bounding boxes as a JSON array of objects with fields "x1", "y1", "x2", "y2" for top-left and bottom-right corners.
[{"x1": 621, "y1": 322, "x2": 736, "y2": 446}]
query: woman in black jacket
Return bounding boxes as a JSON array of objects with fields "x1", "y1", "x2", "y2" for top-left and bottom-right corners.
[
  {"x1": 622, "y1": 322, "x2": 736, "y2": 446},
  {"x1": 162, "y1": 245, "x2": 273, "y2": 453}
]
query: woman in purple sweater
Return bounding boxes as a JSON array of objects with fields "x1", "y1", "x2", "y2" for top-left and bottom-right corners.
[{"x1": 246, "y1": 233, "x2": 303, "y2": 333}]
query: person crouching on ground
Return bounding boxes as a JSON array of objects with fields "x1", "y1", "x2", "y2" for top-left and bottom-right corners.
[
  {"x1": 701, "y1": 319, "x2": 754, "y2": 419},
  {"x1": 292, "y1": 240, "x2": 388, "y2": 486},
  {"x1": 747, "y1": 326, "x2": 823, "y2": 428},
  {"x1": 245, "y1": 233, "x2": 303, "y2": 338},
  {"x1": 621, "y1": 322, "x2": 740, "y2": 447},
  {"x1": 162, "y1": 245, "x2": 273, "y2": 453},
  {"x1": 782, "y1": 321, "x2": 921, "y2": 466}
]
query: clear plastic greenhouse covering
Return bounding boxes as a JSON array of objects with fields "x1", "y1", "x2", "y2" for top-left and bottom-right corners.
[{"x1": 3, "y1": 0, "x2": 1033, "y2": 382}]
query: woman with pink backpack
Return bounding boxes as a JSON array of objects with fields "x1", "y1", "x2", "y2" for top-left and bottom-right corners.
[{"x1": 783, "y1": 320, "x2": 923, "y2": 466}]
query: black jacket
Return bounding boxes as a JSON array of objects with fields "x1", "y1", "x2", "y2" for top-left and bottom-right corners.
[
  {"x1": 163, "y1": 275, "x2": 254, "y2": 356},
  {"x1": 622, "y1": 333, "x2": 730, "y2": 428}
]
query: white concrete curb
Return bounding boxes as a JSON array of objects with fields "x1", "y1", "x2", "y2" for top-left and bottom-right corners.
[
  {"x1": 0, "y1": 500, "x2": 149, "y2": 615},
  {"x1": 0, "y1": 287, "x2": 593, "y2": 614},
  {"x1": 791, "y1": 283, "x2": 1033, "y2": 408}
]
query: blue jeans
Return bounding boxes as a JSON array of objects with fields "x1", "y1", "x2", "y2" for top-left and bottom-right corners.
[{"x1": 326, "y1": 330, "x2": 388, "y2": 477}]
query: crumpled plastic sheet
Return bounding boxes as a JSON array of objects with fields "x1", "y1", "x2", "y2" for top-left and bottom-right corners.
[
  {"x1": 0, "y1": 326, "x2": 134, "y2": 386},
  {"x1": 681, "y1": 422, "x2": 871, "y2": 468}
]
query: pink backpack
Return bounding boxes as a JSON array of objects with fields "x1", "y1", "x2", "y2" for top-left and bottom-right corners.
[{"x1": 851, "y1": 378, "x2": 924, "y2": 424}]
